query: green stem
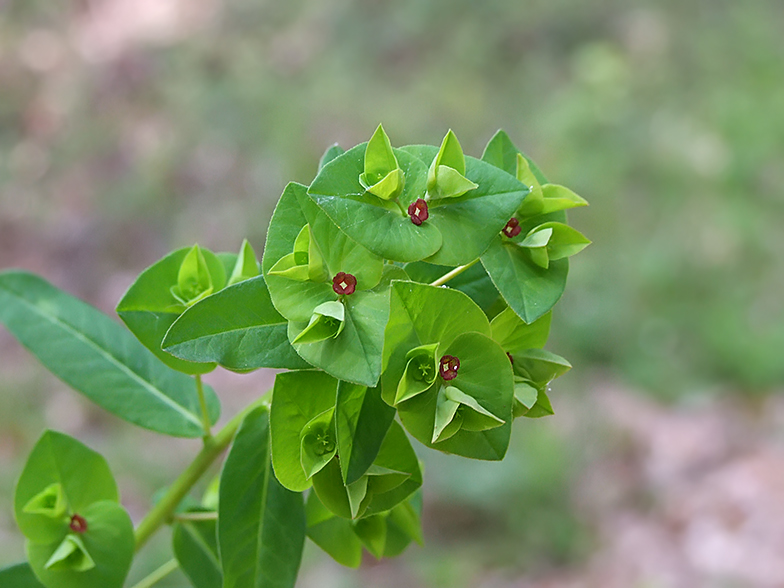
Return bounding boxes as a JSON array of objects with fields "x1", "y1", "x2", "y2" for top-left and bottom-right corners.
[
  {"x1": 134, "y1": 395, "x2": 268, "y2": 551},
  {"x1": 429, "y1": 258, "x2": 479, "y2": 287},
  {"x1": 195, "y1": 374, "x2": 213, "y2": 441},
  {"x1": 173, "y1": 511, "x2": 218, "y2": 522},
  {"x1": 392, "y1": 197, "x2": 408, "y2": 216},
  {"x1": 129, "y1": 559, "x2": 179, "y2": 588}
]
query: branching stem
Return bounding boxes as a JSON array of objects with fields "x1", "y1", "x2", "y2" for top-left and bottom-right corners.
[
  {"x1": 129, "y1": 559, "x2": 179, "y2": 588},
  {"x1": 429, "y1": 258, "x2": 479, "y2": 287},
  {"x1": 133, "y1": 395, "x2": 269, "y2": 551}
]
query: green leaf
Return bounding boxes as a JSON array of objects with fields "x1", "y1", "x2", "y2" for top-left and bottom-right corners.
[
  {"x1": 0, "y1": 563, "x2": 45, "y2": 588},
  {"x1": 305, "y1": 493, "x2": 363, "y2": 568},
  {"x1": 291, "y1": 301, "x2": 345, "y2": 345},
  {"x1": 227, "y1": 239, "x2": 260, "y2": 286},
  {"x1": 481, "y1": 130, "x2": 550, "y2": 185},
  {"x1": 308, "y1": 144, "x2": 443, "y2": 262},
  {"x1": 426, "y1": 130, "x2": 478, "y2": 199},
  {"x1": 361, "y1": 421, "x2": 422, "y2": 515},
  {"x1": 270, "y1": 371, "x2": 339, "y2": 492},
  {"x1": 0, "y1": 271, "x2": 220, "y2": 437},
  {"x1": 384, "y1": 496, "x2": 424, "y2": 557},
  {"x1": 398, "y1": 332, "x2": 514, "y2": 460},
  {"x1": 352, "y1": 515, "x2": 387, "y2": 558},
  {"x1": 173, "y1": 514, "x2": 222, "y2": 588},
  {"x1": 481, "y1": 236, "x2": 569, "y2": 324},
  {"x1": 490, "y1": 308, "x2": 552, "y2": 352},
  {"x1": 319, "y1": 143, "x2": 345, "y2": 171},
  {"x1": 44, "y1": 534, "x2": 94, "y2": 572},
  {"x1": 359, "y1": 124, "x2": 405, "y2": 200},
  {"x1": 335, "y1": 382, "x2": 396, "y2": 485},
  {"x1": 527, "y1": 222, "x2": 591, "y2": 263},
  {"x1": 512, "y1": 348, "x2": 572, "y2": 385},
  {"x1": 14, "y1": 431, "x2": 118, "y2": 544},
  {"x1": 381, "y1": 281, "x2": 491, "y2": 405},
  {"x1": 539, "y1": 184, "x2": 589, "y2": 214},
  {"x1": 403, "y1": 144, "x2": 531, "y2": 265},
  {"x1": 27, "y1": 500, "x2": 134, "y2": 588},
  {"x1": 524, "y1": 389, "x2": 555, "y2": 418},
  {"x1": 404, "y1": 261, "x2": 500, "y2": 312},
  {"x1": 288, "y1": 288, "x2": 390, "y2": 387},
  {"x1": 117, "y1": 246, "x2": 227, "y2": 374},
  {"x1": 171, "y1": 245, "x2": 215, "y2": 306},
  {"x1": 300, "y1": 408, "x2": 337, "y2": 480},
  {"x1": 162, "y1": 275, "x2": 309, "y2": 371},
  {"x1": 218, "y1": 406, "x2": 306, "y2": 588},
  {"x1": 513, "y1": 379, "x2": 540, "y2": 417},
  {"x1": 395, "y1": 343, "x2": 439, "y2": 405}
]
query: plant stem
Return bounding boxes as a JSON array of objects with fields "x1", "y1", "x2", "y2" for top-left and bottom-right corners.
[
  {"x1": 429, "y1": 258, "x2": 479, "y2": 287},
  {"x1": 129, "y1": 559, "x2": 179, "y2": 588},
  {"x1": 195, "y1": 374, "x2": 213, "y2": 441},
  {"x1": 173, "y1": 511, "x2": 218, "y2": 522},
  {"x1": 133, "y1": 395, "x2": 268, "y2": 551}
]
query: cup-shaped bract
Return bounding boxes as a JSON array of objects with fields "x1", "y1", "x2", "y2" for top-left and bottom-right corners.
[
  {"x1": 14, "y1": 431, "x2": 133, "y2": 588},
  {"x1": 426, "y1": 130, "x2": 479, "y2": 200},
  {"x1": 359, "y1": 124, "x2": 406, "y2": 201}
]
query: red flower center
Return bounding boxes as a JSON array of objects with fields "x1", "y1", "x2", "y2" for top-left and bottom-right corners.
[
  {"x1": 407, "y1": 198, "x2": 429, "y2": 226},
  {"x1": 439, "y1": 355, "x2": 460, "y2": 380},
  {"x1": 69, "y1": 514, "x2": 88, "y2": 534},
  {"x1": 502, "y1": 217, "x2": 521, "y2": 238},
  {"x1": 332, "y1": 272, "x2": 357, "y2": 295}
]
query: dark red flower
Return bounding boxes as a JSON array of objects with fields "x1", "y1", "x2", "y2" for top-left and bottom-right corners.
[
  {"x1": 69, "y1": 514, "x2": 88, "y2": 534},
  {"x1": 439, "y1": 355, "x2": 460, "y2": 380},
  {"x1": 407, "y1": 198, "x2": 429, "y2": 226},
  {"x1": 332, "y1": 272, "x2": 357, "y2": 295},
  {"x1": 502, "y1": 217, "x2": 521, "y2": 238}
]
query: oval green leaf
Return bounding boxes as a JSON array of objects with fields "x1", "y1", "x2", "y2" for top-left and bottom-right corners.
[{"x1": 0, "y1": 271, "x2": 220, "y2": 437}]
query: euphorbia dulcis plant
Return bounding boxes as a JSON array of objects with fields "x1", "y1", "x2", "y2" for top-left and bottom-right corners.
[{"x1": 0, "y1": 126, "x2": 589, "y2": 588}]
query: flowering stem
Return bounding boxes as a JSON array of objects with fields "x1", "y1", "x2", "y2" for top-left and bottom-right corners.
[
  {"x1": 129, "y1": 559, "x2": 179, "y2": 588},
  {"x1": 133, "y1": 394, "x2": 269, "y2": 551},
  {"x1": 173, "y1": 511, "x2": 218, "y2": 522},
  {"x1": 429, "y1": 258, "x2": 479, "y2": 287}
]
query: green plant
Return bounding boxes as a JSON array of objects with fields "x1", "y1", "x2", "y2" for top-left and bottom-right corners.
[{"x1": 0, "y1": 127, "x2": 588, "y2": 588}]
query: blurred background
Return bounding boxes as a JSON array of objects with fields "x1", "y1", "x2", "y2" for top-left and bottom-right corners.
[{"x1": 1, "y1": 0, "x2": 783, "y2": 586}]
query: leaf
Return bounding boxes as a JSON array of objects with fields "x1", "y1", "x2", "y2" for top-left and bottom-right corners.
[
  {"x1": 490, "y1": 308, "x2": 552, "y2": 352},
  {"x1": 524, "y1": 389, "x2": 555, "y2": 418},
  {"x1": 305, "y1": 493, "x2": 363, "y2": 568},
  {"x1": 0, "y1": 563, "x2": 45, "y2": 588},
  {"x1": 481, "y1": 130, "x2": 550, "y2": 185},
  {"x1": 480, "y1": 236, "x2": 569, "y2": 324},
  {"x1": 402, "y1": 144, "x2": 531, "y2": 266},
  {"x1": 398, "y1": 332, "x2": 514, "y2": 461},
  {"x1": 427, "y1": 130, "x2": 478, "y2": 199},
  {"x1": 308, "y1": 144, "x2": 443, "y2": 262},
  {"x1": 352, "y1": 515, "x2": 387, "y2": 558},
  {"x1": 270, "y1": 371, "x2": 339, "y2": 492},
  {"x1": 528, "y1": 222, "x2": 591, "y2": 262},
  {"x1": 539, "y1": 184, "x2": 589, "y2": 214},
  {"x1": 381, "y1": 281, "x2": 491, "y2": 405},
  {"x1": 26, "y1": 500, "x2": 134, "y2": 588},
  {"x1": 403, "y1": 261, "x2": 499, "y2": 312},
  {"x1": 335, "y1": 382, "x2": 396, "y2": 485},
  {"x1": 218, "y1": 406, "x2": 306, "y2": 588},
  {"x1": 116, "y1": 247, "x2": 227, "y2": 374},
  {"x1": 512, "y1": 348, "x2": 572, "y2": 384},
  {"x1": 162, "y1": 275, "x2": 309, "y2": 371},
  {"x1": 172, "y1": 513, "x2": 222, "y2": 588},
  {"x1": 0, "y1": 271, "x2": 220, "y2": 437},
  {"x1": 227, "y1": 239, "x2": 260, "y2": 286},
  {"x1": 359, "y1": 125, "x2": 405, "y2": 200},
  {"x1": 288, "y1": 288, "x2": 390, "y2": 387},
  {"x1": 15, "y1": 431, "x2": 118, "y2": 545},
  {"x1": 319, "y1": 143, "x2": 345, "y2": 171},
  {"x1": 300, "y1": 408, "x2": 337, "y2": 480},
  {"x1": 291, "y1": 301, "x2": 346, "y2": 345}
]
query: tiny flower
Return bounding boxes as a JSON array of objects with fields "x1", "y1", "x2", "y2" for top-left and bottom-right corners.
[
  {"x1": 507, "y1": 352, "x2": 514, "y2": 364},
  {"x1": 407, "y1": 198, "x2": 429, "y2": 226},
  {"x1": 332, "y1": 272, "x2": 357, "y2": 295},
  {"x1": 439, "y1": 355, "x2": 460, "y2": 380},
  {"x1": 69, "y1": 514, "x2": 88, "y2": 534},
  {"x1": 502, "y1": 217, "x2": 521, "y2": 238}
]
